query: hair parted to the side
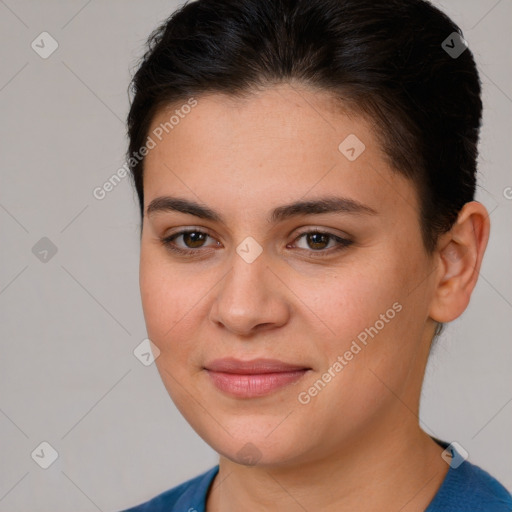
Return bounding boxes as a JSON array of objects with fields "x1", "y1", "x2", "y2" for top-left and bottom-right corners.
[{"x1": 126, "y1": 0, "x2": 484, "y2": 340}]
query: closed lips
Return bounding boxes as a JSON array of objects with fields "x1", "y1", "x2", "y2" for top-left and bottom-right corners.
[
  {"x1": 204, "y1": 359, "x2": 311, "y2": 398},
  {"x1": 204, "y1": 358, "x2": 311, "y2": 374}
]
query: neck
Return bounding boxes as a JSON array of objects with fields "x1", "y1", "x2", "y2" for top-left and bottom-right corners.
[{"x1": 206, "y1": 418, "x2": 449, "y2": 512}]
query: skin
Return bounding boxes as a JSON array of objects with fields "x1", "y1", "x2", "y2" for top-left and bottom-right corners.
[{"x1": 139, "y1": 83, "x2": 490, "y2": 511}]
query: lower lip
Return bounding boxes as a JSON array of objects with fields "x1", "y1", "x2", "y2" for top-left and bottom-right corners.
[{"x1": 205, "y1": 370, "x2": 309, "y2": 398}]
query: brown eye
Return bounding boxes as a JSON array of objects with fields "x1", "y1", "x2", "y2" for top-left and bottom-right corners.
[
  {"x1": 304, "y1": 232, "x2": 330, "y2": 250},
  {"x1": 160, "y1": 229, "x2": 219, "y2": 256},
  {"x1": 181, "y1": 231, "x2": 208, "y2": 248},
  {"x1": 291, "y1": 230, "x2": 353, "y2": 254}
]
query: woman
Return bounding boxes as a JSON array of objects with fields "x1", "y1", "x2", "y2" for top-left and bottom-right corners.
[{"x1": 121, "y1": 0, "x2": 512, "y2": 510}]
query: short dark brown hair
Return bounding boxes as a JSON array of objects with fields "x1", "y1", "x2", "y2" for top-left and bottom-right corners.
[{"x1": 126, "y1": 0, "x2": 482, "y2": 256}]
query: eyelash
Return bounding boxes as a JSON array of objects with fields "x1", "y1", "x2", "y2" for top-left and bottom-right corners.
[{"x1": 159, "y1": 229, "x2": 353, "y2": 258}]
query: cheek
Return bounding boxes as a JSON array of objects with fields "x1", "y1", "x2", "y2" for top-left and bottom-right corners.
[
  {"x1": 295, "y1": 259, "x2": 404, "y2": 344},
  {"x1": 139, "y1": 243, "x2": 224, "y2": 372},
  {"x1": 299, "y1": 249, "x2": 421, "y2": 391},
  {"x1": 139, "y1": 252, "x2": 205, "y2": 412},
  {"x1": 139, "y1": 246, "x2": 195, "y2": 353}
]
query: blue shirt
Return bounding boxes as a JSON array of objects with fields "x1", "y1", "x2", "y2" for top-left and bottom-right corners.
[{"x1": 121, "y1": 440, "x2": 512, "y2": 511}]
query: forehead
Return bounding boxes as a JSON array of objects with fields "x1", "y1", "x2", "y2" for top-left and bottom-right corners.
[
  {"x1": 146, "y1": 84, "x2": 369, "y2": 160},
  {"x1": 142, "y1": 84, "x2": 419, "y2": 221}
]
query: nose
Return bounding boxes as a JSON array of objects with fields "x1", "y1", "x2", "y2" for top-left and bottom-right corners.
[{"x1": 209, "y1": 248, "x2": 290, "y2": 337}]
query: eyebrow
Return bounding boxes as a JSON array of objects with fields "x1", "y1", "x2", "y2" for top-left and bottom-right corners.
[{"x1": 146, "y1": 195, "x2": 378, "y2": 224}]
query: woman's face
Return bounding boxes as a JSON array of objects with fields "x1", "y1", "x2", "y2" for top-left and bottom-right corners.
[{"x1": 140, "y1": 84, "x2": 440, "y2": 467}]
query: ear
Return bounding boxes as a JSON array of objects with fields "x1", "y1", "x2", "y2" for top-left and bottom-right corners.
[{"x1": 429, "y1": 201, "x2": 490, "y2": 323}]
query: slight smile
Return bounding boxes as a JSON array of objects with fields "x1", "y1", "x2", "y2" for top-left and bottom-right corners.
[{"x1": 203, "y1": 358, "x2": 312, "y2": 398}]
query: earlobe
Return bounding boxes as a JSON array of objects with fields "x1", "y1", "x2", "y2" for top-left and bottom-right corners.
[{"x1": 428, "y1": 201, "x2": 490, "y2": 323}]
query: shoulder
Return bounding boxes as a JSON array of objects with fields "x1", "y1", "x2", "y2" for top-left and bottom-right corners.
[
  {"x1": 427, "y1": 457, "x2": 512, "y2": 511},
  {"x1": 120, "y1": 465, "x2": 219, "y2": 512}
]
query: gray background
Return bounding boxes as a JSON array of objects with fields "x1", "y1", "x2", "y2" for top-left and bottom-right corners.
[{"x1": 0, "y1": 0, "x2": 510, "y2": 510}]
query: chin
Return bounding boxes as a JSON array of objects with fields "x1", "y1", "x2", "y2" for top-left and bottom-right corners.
[{"x1": 197, "y1": 420, "x2": 308, "y2": 467}]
